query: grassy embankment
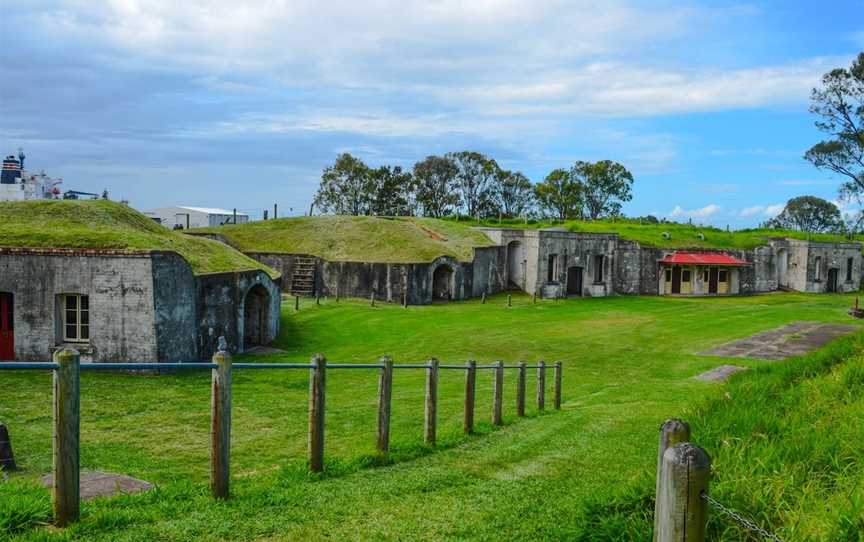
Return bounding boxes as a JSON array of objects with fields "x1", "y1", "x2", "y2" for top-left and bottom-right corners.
[
  {"x1": 0, "y1": 200, "x2": 277, "y2": 277},
  {"x1": 1, "y1": 293, "x2": 862, "y2": 540}
]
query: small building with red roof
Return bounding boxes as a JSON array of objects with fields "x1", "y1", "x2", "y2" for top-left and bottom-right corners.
[{"x1": 658, "y1": 251, "x2": 751, "y2": 295}]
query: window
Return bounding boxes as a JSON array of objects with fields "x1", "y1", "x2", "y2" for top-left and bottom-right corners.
[
  {"x1": 682, "y1": 270, "x2": 692, "y2": 283},
  {"x1": 547, "y1": 254, "x2": 558, "y2": 282},
  {"x1": 718, "y1": 270, "x2": 728, "y2": 283},
  {"x1": 847, "y1": 258, "x2": 854, "y2": 281},
  {"x1": 61, "y1": 294, "x2": 89, "y2": 343},
  {"x1": 814, "y1": 257, "x2": 822, "y2": 281},
  {"x1": 594, "y1": 255, "x2": 604, "y2": 283},
  {"x1": 665, "y1": 268, "x2": 672, "y2": 282}
]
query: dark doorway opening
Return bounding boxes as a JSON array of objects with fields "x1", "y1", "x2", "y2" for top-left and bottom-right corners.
[
  {"x1": 0, "y1": 293, "x2": 13, "y2": 360},
  {"x1": 433, "y1": 265, "x2": 454, "y2": 301},
  {"x1": 243, "y1": 285, "x2": 270, "y2": 348},
  {"x1": 567, "y1": 267, "x2": 583, "y2": 296},
  {"x1": 827, "y1": 268, "x2": 839, "y2": 293},
  {"x1": 708, "y1": 268, "x2": 719, "y2": 294},
  {"x1": 671, "y1": 266, "x2": 682, "y2": 294}
]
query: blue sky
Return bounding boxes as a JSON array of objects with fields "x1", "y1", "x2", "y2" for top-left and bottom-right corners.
[{"x1": 2, "y1": 0, "x2": 862, "y2": 227}]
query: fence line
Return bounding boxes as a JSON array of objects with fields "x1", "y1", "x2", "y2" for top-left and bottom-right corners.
[{"x1": 0, "y1": 343, "x2": 563, "y2": 528}]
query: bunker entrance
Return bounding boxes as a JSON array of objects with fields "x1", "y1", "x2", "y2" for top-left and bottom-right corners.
[
  {"x1": 243, "y1": 285, "x2": 270, "y2": 348},
  {"x1": 432, "y1": 265, "x2": 454, "y2": 301}
]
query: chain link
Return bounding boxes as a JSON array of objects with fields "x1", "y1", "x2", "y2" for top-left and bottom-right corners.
[{"x1": 702, "y1": 492, "x2": 784, "y2": 542}]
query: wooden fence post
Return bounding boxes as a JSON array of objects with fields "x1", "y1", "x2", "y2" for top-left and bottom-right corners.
[
  {"x1": 654, "y1": 443, "x2": 711, "y2": 542},
  {"x1": 402, "y1": 292, "x2": 408, "y2": 308},
  {"x1": 316, "y1": 295, "x2": 320, "y2": 306},
  {"x1": 294, "y1": 295, "x2": 300, "y2": 311},
  {"x1": 377, "y1": 356, "x2": 393, "y2": 453},
  {"x1": 425, "y1": 358, "x2": 439, "y2": 446},
  {"x1": 492, "y1": 360, "x2": 504, "y2": 426},
  {"x1": 653, "y1": 419, "x2": 691, "y2": 541},
  {"x1": 371, "y1": 291, "x2": 376, "y2": 307},
  {"x1": 308, "y1": 354, "x2": 326, "y2": 472},
  {"x1": 507, "y1": 294, "x2": 512, "y2": 307},
  {"x1": 0, "y1": 424, "x2": 15, "y2": 471},
  {"x1": 516, "y1": 362, "x2": 526, "y2": 417},
  {"x1": 532, "y1": 291, "x2": 536, "y2": 304},
  {"x1": 481, "y1": 292, "x2": 486, "y2": 304},
  {"x1": 554, "y1": 362, "x2": 562, "y2": 410},
  {"x1": 210, "y1": 348, "x2": 232, "y2": 500},
  {"x1": 537, "y1": 361, "x2": 546, "y2": 411},
  {"x1": 52, "y1": 347, "x2": 80, "y2": 527},
  {"x1": 464, "y1": 360, "x2": 476, "y2": 434}
]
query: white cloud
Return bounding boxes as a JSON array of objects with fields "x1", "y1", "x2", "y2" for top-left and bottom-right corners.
[
  {"x1": 763, "y1": 204, "x2": 785, "y2": 217},
  {"x1": 669, "y1": 203, "x2": 720, "y2": 219},
  {"x1": 739, "y1": 204, "x2": 784, "y2": 218},
  {"x1": 740, "y1": 205, "x2": 765, "y2": 217}
]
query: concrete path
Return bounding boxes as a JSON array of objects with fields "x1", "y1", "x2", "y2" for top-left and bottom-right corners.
[
  {"x1": 701, "y1": 321, "x2": 858, "y2": 361},
  {"x1": 42, "y1": 471, "x2": 153, "y2": 500}
]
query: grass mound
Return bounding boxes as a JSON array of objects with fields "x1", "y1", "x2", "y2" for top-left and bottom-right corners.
[
  {"x1": 0, "y1": 200, "x2": 277, "y2": 277},
  {"x1": 193, "y1": 215, "x2": 496, "y2": 262}
]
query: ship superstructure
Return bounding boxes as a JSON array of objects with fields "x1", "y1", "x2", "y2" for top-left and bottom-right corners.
[{"x1": 1, "y1": 149, "x2": 63, "y2": 201}]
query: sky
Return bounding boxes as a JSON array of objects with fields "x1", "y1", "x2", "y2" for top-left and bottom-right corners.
[{"x1": 2, "y1": 0, "x2": 863, "y2": 227}]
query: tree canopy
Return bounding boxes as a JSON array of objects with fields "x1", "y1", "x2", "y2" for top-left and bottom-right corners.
[
  {"x1": 762, "y1": 195, "x2": 842, "y2": 233},
  {"x1": 534, "y1": 168, "x2": 583, "y2": 220}
]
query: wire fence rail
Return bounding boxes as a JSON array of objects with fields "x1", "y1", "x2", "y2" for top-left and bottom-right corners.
[
  {"x1": 0, "y1": 342, "x2": 563, "y2": 528},
  {"x1": 653, "y1": 419, "x2": 785, "y2": 542}
]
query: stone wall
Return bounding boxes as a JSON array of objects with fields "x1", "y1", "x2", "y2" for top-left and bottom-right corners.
[{"x1": 151, "y1": 251, "x2": 198, "y2": 362}]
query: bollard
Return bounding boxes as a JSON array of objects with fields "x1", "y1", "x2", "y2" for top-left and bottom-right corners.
[
  {"x1": 532, "y1": 292, "x2": 536, "y2": 304},
  {"x1": 210, "y1": 347, "x2": 232, "y2": 500},
  {"x1": 492, "y1": 360, "x2": 504, "y2": 426},
  {"x1": 316, "y1": 295, "x2": 320, "y2": 306},
  {"x1": 481, "y1": 292, "x2": 486, "y2": 304},
  {"x1": 516, "y1": 362, "x2": 526, "y2": 417},
  {"x1": 425, "y1": 358, "x2": 439, "y2": 445},
  {"x1": 464, "y1": 360, "x2": 476, "y2": 434},
  {"x1": 0, "y1": 424, "x2": 15, "y2": 471},
  {"x1": 537, "y1": 361, "x2": 546, "y2": 411},
  {"x1": 52, "y1": 348, "x2": 80, "y2": 526},
  {"x1": 654, "y1": 443, "x2": 711, "y2": 542},
  {"x1": 308, "y1": 354, "x2": 327, "y2": 472},
  {"x1": 371, "y1": 291, "x2": 376, "y2": 307},
  {"x1": 653, "y1": 420, "x2": 691, "y2": 541},
  {"x1": 554, "y1": 362, "x2": 562, "y2": 410},
  {"x1": 402, "y1": 292, "x2": 408, "y2": 308},
  {"x1": 295, "y1": 295, "x2": 300, "y2": 311},
  {"x1": 377, "y1": 356, "x2": 393, "y2": 453},
  {"x1": 507, "y1": 294, "x2": 512, "y2": 307}
]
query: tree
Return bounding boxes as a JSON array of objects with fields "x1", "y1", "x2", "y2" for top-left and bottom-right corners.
[
  {"x1": 369, "y1": 165, "x2": 414, "y2": 216},
  {"x1": 494, "y1": 170, "x2": 535, "y2": 218},
  {"x1": 573, "y1": 160, "x2": 634, "y2": 220},
  {"x1": 447, "y1": 151, "x2": 498, "y2": 219},
  {"x1": 804, "y1": 53, "x2": 864, "y2": 203},
  {"x1": 313, "y1": 153, "x2": 373, "y2": 215},
  {"x1": 413, "y1": 155, "x2": 459, "y2": 218},
  {"x1": 762, "y1": 195, "x2": 842, "y2": 233},
  {"x1": 534, "y1": 168, "x2": 583, "y2": 220}
]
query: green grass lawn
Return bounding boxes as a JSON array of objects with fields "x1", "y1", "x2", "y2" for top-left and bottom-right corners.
[{"x1": 1, "y1": 293, "x2": 862, "y2": 540}]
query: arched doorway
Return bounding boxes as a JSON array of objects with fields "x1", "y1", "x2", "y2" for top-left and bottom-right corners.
[
  {"x1": 243, "y1": 285, "x2": 271, "y2": 348},
  {"x1": 432, "y1": 265, "x2": 454, "y2": 301},
  {"x1": 507, "y1": 240, "x2": 525, "y2": 290},
  {"x1": 776, "y1": 248, "x2": 788, "y2": 289}
]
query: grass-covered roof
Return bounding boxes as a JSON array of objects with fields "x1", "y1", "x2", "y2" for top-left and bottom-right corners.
[{"x1": 0, "y1": 200, "x2": 278, "y2": 277}]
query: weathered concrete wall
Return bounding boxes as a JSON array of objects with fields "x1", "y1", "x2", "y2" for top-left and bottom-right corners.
[
  {"x1": 471, "y1": 246, "x2": 507, "y2": 297},
  {"x1": 803, "y1": 242, "x2": 862, "y2": 293},
  {"x1": 151, "y1": 251, "x2": 199, "y2": 362},
  {"x1": 0, "y1": 248, "x2": 159, "y2": 362}
]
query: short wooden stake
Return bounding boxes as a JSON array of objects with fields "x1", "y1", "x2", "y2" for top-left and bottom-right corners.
[
  {"x1": 308, "y1": 354, "x2": 326, "y2": 472},
  {"x1": 0, "y1": 424, "x2": 16, "y2": 471},
  {"x1": 653, "y1": 419, "x2": 691, "y2": 542},
  {"x1": 316, "y1": 295, "x2": 320, "y2": 306},
  {"x1": 402, "y1": 292, "x2": 408, "y2": 308},
  {"x1": 377, "y1": 356, "x2": 393, "y2": 453},
  {"x1": 654, "y1": 443, "x2": 711, "y2": 542},
  {"x1": 335, "y1": 285, "x2": 340, "y2": 303},
  {"x1": 532, "y1": 292, "x2": 536, "y2": 304},
  {"x1": 294, "y1": 295, "x2": 300, "y2": 311},
  {"x1": 210, "y1": 349, "x2": 232, "y2": 500},
  {"x1": 507, "y1": 294, "x2": 512, "y2": 307},
  {"x1": 52, "y1": 348, "x2": 80, "y2": 527},
  {"x1": 481, "y1": 292, "x2": 486, "y2": 304},
  {"x1": 537, "y1": 361, "x2": 546, "y2": 411},
  {"x1": 464, "y1": 360, "x2": 476, "y2": 434},
  {"x1": 371, "y1": 291, "x2": 376, "y2": 307},
  {"x1": 492, "y1": 360, "x2": 504, "y2": 426},
  {"x1": 425, "y1": 358, "x2": 439, "y2": 446},
  {"x1": 553, "y1": 362, "x2": 562, "y2": 410},
  {"x1": 516, "y1": 362, "x2": 526, "y2": 417}
]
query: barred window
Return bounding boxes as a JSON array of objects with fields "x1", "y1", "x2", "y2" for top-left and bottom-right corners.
[{"x1": 61, "y1": 294, "x2": 89, "y2": 343}]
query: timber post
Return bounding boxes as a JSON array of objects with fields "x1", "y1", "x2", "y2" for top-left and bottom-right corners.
[
  {"x1": 464, "y1": 360, "x2": 476, "y2": 434},
  {"x1": 653, "y1": 419, "x2": 692, "y2": 541},
  {"x1": 537, "y1": 361, "x2": 546, "y2": 411},
  {"x1": 0, "y1": 424, "x2": 15, "y2": 471},
  {"x1": 52, "y1": 347, "x2": 80, "y2": 527},
  {"x1": 371, "y1": 291, "x2": 376, "y2": 307},
  {"x1": 377, "y1": 356, "x2": 393, "y2": 453},
  {"x1": 554, "y1": 362, "x2": 562, "y2": 410},
  {"x1": 507, "y1": 294, "x2": 512, "y2": 307},
  {"x1": 425, "y1": 358, "x2": 439, "y2": 446},
  {"x1": 481, "y1": 292, "x2": 486, "y2": 304},
  {"x1": 210, "y1": 346, "x2": 232, "y2": 500},
  {"x1": 294, "y1": 295, "x2": 300, "y2": 311},
  {"x1": 516, "y1": 361, "x2": 526, "y2": 417},
  {"x1": 654, "y1": 443, "x2": 711, "y2": 542},
  {"x1": 308, "y1": 354, "x2": 327, "y2": 472},
  {"x1": 492, "y1": 360, "x2": 504, "y2": 426}
]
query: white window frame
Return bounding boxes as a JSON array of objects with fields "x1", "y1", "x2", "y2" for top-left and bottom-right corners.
[{"x1": 61, "y1": 294, "x2": 90, "y2": 343}]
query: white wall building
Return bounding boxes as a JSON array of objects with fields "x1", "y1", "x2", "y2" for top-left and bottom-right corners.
[{"x1": 146, "y1": 206, "x2": 250, "y2": 229}]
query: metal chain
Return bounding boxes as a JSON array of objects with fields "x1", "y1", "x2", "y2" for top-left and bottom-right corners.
[{"x1": 702, "y1": 492, "x2": 785, "y2": 542}]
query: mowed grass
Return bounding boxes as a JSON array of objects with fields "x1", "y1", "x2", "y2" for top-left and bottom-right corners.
[{"x1": 1, "y1": 293, "x2": 862, "y2": 540}]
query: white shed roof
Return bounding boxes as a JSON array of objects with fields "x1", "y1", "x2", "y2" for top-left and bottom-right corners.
[{"x1": 176, "y1": 206, "x2": 249, "y2": 216}]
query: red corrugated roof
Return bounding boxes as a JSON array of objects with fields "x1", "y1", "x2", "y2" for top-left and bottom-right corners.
[{"x1": 659, "y1": 251, "x2": 750, "y2": 266}]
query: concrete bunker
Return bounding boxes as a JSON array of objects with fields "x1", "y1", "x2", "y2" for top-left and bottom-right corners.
[
  {"x1": 507, "y1": 240, "x2": 525, "y2": 290},
  {"x1": 242, "y1": 284, "x2": 272, "y2": 347},
  {"x1": 432, "y1": 264, "x2": 455, "y2": 301}
]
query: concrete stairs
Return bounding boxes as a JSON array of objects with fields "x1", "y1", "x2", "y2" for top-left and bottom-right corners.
[{"x1": 290, "y1": 256, "x2": 317, "y2": 296}]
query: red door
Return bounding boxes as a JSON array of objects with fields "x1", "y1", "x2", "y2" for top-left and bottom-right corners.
[{"x1": 0, "y1": 293, "x2": 13, "y2": 360}]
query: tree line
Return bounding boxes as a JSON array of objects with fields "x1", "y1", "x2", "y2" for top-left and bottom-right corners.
[{"x1": 313, "y1": 151, "x2": 634, "y2": 220}]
